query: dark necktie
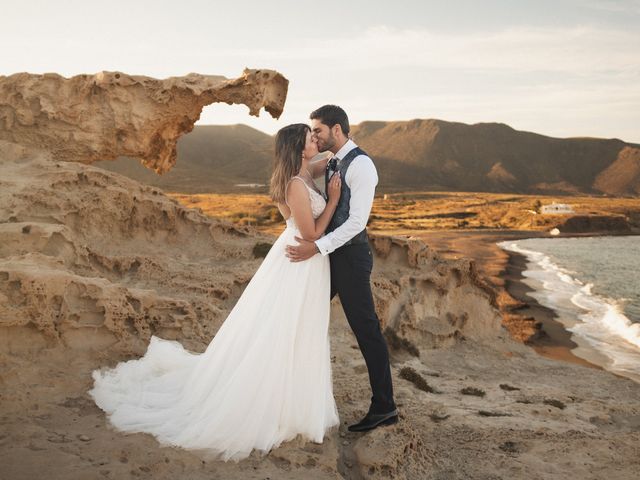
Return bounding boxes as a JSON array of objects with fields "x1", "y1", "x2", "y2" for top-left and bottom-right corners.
[
  {"x1": 327, "y1": 156, "x2": 338, "y2": 174},
  {"x1": 325, "y1": 156, "x2": 339, "y2": 200}
]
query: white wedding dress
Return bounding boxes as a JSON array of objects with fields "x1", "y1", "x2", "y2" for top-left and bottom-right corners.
[{"x1": 89, "y1": 178, "x2": 339, "y2": 461}]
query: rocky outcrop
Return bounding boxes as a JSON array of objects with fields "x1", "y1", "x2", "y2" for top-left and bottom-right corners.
[
  {"x1": 0, "y1": 152, "x2": 503, "y2": 357},
  {"x1": 0, "y1": 69, "x2": 288, "y2": 173},
  {"x1": 370, "y1": 235, "x2": 503, "y2": 354},
  {"x1": 0, "y1": 67, "x2": 503, "y2": 357},
  {"x1": 4, "y1": 70, "x2": 638, "y2": 480},
  {"x1": 0, "y1": 155, "x2": 268, "y2": 355},
  {"x1": 352, "y1": 422, "x2": 427, "y2": 479},
  {"x1": 0, "y1": 68, "x2": 288, "y2": 354},
  {"x1": 0, "y1": 152, "x2": 507, "y2": 477}
]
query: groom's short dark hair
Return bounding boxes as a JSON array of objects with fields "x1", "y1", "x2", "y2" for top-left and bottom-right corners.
[{"x1": 310, "y1": 105, "x2": 350, "y2": 135}]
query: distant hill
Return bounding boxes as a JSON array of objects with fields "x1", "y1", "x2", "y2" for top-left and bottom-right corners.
[
  {"x1": 96, "y1": 124, "x2": 274, "y2": 193},
  {"x1": 593, "y1": 146, "x2": 640, "y2": 196},
  {"x1": 96, "y1": 120, "x2": 640, "y2": 195},
  {"x1": 350, "y1": 119, "x2": 640, "y2": 195}
]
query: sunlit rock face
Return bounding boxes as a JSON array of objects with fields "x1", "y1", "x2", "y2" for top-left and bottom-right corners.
[{"x1": 0, "y1": 69, "x2": 288, "y2": 173}]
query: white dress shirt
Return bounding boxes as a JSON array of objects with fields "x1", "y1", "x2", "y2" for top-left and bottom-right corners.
[{"x1": 315, "y1": 139, "x2": 378, "y2": 255}]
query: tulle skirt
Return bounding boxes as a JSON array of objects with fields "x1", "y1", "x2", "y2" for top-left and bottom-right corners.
[{"x1": 89, "y1": 225, "x2": 339, "y2": 461}]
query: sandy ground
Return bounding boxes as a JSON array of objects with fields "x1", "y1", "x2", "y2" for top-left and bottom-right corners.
[
  {"x1": 2, "y1": 302, "x2": 640, "y2": 480},
  {"x1": 2, "y1": 158, "x2": 640, "y2": 479}
]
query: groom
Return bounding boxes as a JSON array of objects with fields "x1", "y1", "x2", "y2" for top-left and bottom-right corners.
[{"x1": 285, "y1": 105, "x2": 398, "y2": 432}]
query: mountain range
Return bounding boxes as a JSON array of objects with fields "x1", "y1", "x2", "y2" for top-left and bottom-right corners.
[{"x1": 96, "y1": 120, "x2": 640, "y2": 195}]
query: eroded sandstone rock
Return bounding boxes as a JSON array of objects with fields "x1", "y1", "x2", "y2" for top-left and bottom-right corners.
[
  {"x1": 0, "y1": 156, "x2": 265, "y2": 354},
  {"x1": 370, "y1": 234, "x2": 503, "y2": 353},
  {"x1": 0, "y1": 69, "x2": 288, "y2": 173}
]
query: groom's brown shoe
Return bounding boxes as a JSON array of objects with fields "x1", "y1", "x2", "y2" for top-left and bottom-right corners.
[{"x1": 347, "y1": 409, "x2": 399, "y2": 432}]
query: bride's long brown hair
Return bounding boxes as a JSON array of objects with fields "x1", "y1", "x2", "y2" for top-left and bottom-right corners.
[{"x1": 270, "y1": 123, "x2": 309, "y2": 204}]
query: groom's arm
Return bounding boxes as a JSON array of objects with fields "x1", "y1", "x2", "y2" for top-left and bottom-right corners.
[{"x1": 314, "y1": 156, "x2": 378, "y2": 256}]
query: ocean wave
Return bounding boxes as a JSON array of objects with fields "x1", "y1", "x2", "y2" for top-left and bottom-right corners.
[
  {"x1": 571, "y1": 287, "x2": 640, "y2": 349},
  {"x1": 498, "y1": 240, "x2": 640, "y2": 375}
]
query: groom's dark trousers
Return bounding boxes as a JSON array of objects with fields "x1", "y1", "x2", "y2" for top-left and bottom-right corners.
[{"x1": 329, "y1": 243, "x2": 396, "y2": 415}]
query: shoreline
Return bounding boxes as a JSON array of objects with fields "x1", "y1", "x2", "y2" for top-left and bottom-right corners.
[
  {"x1": 501, "y1": 248, "x2": 603, "y2": 370},
  {"x1": 403, "y1": 229, "x2": 640, "y2": 373}
]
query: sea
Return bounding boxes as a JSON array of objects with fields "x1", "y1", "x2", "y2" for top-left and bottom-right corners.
[{"x1": 497, "y1": 235, "x2": 640, "y2": 383}]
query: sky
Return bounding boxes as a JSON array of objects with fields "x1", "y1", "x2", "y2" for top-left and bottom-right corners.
[{"x1": 2, "y1": 0, "x2": 639, "y2": 142}]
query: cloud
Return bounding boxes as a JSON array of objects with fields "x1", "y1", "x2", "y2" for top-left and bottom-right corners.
[
  {"x1": 580, "y1": 0, "x2": 640, "y2": 14},
  {"x1": 195, "y1": 24, "x2": 640, "y2": 141},
  {"x1": 233, "y1": 24, "x2": 640, "y2": 76}
]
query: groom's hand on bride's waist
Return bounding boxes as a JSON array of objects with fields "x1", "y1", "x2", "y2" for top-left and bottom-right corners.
[{"x1": 285, "y1": 236, "x2": 320, "y2": 262}]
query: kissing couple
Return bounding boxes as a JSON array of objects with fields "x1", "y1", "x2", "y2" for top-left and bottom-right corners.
[{"x1": 89, "y1": 104, "x2": 398, "y2": 461}]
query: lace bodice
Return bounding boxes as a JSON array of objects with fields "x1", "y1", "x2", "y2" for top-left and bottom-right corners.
[{"x1": 286, "y1": 177, "x2": 326, "y2": 229}]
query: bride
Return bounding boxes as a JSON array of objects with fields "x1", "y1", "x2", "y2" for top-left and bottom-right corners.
[{"x1": 89, "y1": 123, "x2": 342, "y2": 461}]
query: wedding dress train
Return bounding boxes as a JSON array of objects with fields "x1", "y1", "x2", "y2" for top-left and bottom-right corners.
[{"x1": 89, "y1": 179, "x2": 339, "y2": 461}]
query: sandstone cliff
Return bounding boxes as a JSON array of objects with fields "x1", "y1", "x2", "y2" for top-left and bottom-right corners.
[{"x1": 0, "y1": 152, "x2": 503, "y2": 356}]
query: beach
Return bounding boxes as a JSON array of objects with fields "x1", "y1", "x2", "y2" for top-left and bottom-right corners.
[{"x1": 413, "y1": 229, "x2": 639, "y2": 376}]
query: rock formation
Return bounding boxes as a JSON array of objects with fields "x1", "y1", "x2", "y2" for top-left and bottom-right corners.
[
  {"x1": 0, "y1": 69, "x2": 288, "y2": 173},
  {"x1": 1, "y1": 70, "x2": 639, "y2": 480},
  {"x1": 0, "y1": 154, "x2": 267, "y2": 354},
  {"x1": 369, "y1": 235, "x2": 502, "y2": 352},
  {"x1": 0, "y1": 153, "x2": 503, "y2": 355}
]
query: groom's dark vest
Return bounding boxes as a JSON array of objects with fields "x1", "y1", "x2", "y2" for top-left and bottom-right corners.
[{"x1": 324, "y1": 146, "x2": 369, "y2": 248}]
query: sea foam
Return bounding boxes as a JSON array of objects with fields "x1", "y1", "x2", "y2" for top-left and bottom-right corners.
[{"x1": 498, "y1": 239, "x2": 640, "y2": 381}]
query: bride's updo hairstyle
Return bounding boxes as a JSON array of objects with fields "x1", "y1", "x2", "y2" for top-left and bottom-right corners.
[{"x1": 270, "y1": 123, "x2": 310, "y2": 204}]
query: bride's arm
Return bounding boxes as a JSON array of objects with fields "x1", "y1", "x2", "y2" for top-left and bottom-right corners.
[{"x1": 286, "y1": 176, "x2": 341, "y2": 241}]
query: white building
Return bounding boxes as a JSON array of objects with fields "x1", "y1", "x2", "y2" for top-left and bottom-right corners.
[{"x1": 541, "y1": 202, "x2": 574, "y2": 214}]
